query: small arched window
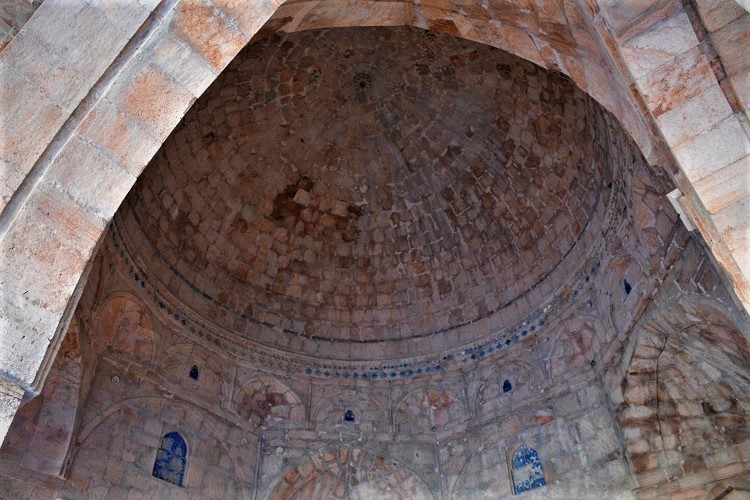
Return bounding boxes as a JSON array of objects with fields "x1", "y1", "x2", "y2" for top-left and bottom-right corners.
[
  {"x1": 153, "y1": 431, "x2": 188, "y2": 487},
  {"x1": 503, "y1": 380, "x2": 512, "y2": 393},
  {"x1": 189, "y1": 364, "x2": 199, "y2": 380},
  {"x1": 512, "y1": 445, "x2": 545, "y2": 494}
]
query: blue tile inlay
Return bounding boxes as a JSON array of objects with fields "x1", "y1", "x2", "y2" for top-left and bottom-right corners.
[
  {"x1": 513, "y1": 446, "x2": 546, "y2": 494},
  {"x1": 153, "y1": 432, "x2": 187, "y2": 487},
  {"x1": 112, "y1": 220, "x2": 602, "y2": 382}
]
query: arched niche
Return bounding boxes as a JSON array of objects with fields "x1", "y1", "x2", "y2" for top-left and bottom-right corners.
[
  {"x1": 1, "y1": 0, "x2": 676, "y2": 400},
  {"x1": 268, "y1": 446, "x2": 436, "y2": 499},
  {"x1": 616, "y1": 296, "x2": 750, "y2": 486},
  {"x1": 395, "y1": 387, "x2": 466, "y2": 434},
  {"x1": 159, "y1": 343, "x2": 229, "y2": 408},
  {"x1": 234, "y1": 377, "x2": 305, "y2": 429},
  {"x1": 96, "y1": 294, "x2": 156, "y2": 363},
  {"x1": 546, "y1": 315, "x2": 607, "y2": 382},
  {"x1": 473, "y1": 361, "x2": 544, "y2": 418},
  {"x1": 65, "y1": 398, "x2": 249, "y2": 497}
]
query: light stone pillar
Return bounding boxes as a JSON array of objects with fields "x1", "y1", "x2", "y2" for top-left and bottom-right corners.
[{"x1": 0, "y1": 379, "x2": 23, "y2": 446}]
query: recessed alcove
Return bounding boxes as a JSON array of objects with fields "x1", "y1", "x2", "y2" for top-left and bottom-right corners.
[
  {"x1": 1, "y1": 10, "x2": 749, "y2": 500},
  {"x1": 118, "y1": 26, "x2": 621, "y2": 364}
]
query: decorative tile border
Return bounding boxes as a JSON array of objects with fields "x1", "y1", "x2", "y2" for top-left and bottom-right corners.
[{"x1": 111, "y1": 218, "x2": 608, "y2": 382}]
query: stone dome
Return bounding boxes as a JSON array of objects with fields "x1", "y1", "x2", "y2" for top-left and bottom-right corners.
[{"x1": 122, "y1": 26, "x2": 614, "y2": 359}]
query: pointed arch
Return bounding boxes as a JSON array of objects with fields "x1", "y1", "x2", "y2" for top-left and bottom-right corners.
[
  {"x1": 96, "y1": 293, "x2": 156, "y2": 363},
  {"x1": 160, "y1": 343, "x2": 230, "y2": 407},
  {"x1": 234, "y1": 376, "x2": 305, "y2": 428},
  {"x1": 152, "y1": 431, "x2": 188, "y2": 487},
  {"x1": 511, "y1": 445, "x2": 546, "y2": 494},
  {"x1": 472, "y1": 360, "x2": 545, "y2": 417},
  {"x1": 394, "y1": 386, "x2": 466, "y2": 433},
  {"x1": 615, "y1": 295, "x2": 750, "y2": 485},
  {"x1": 267, "y1": 445, "x2": 437, "y2": 500}
]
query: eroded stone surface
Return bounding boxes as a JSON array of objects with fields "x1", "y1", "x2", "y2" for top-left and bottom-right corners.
[
  {"x1": 126, "y1": 26, "x2": 612, "y2": 352},
  {"x1": 0, "y1": 5, "x2": 749, "y2": 500}
]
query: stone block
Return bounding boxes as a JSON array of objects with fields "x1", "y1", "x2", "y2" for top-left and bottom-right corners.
[
  {"x1": 711, "y1": 14, "x2": 750, "y2": 76},
  {"x1": 172, "y1": 0, "x2": 249, "y2": 72},
  {"x1": 0, "y1": 379, "x2": 24, "y2": 446},
  {"x1": 213, "y1": 0, "x2": 280, "y2": 37},
  {"x1": 673, "y1": 115, "x2": 750, "y2": 182},
  {"x1": 76, "y1": 99, "x2": 162, "y2": 177},
  {"x1": 0, "y1": 180, "x2": 104, "y2": 318},
  {"x1": 656, "y1": 83, "x2": 732, "y2": 146},
  {"x1": 119, "y1": 62, "x2": 196, "y2": 141},
  {"x1": 636, "y1": 46, "x2": 715, "y2": 117},
  {"x1": 0, "y1": 159, "x2": 25, "y2": 211},
  {"x1": 598, "y1": 0, "x2": 681, "y2": 38},
  {"x1": 713, "y1": 195, "x2": 750, "y2": 275},
  {"x1": 1, "y1": 29, "x2": 88, "y2": 112},
  {"x1": 88, "y1": 0, "x2": 152, "y2": 38},
  {"x1": 730, "y1": 67, "x2": 750, "y2": 119},
  {"x1": 139, "y1": 29, "x2": 219, "y2": 99},
  {"x1": 695, "y1": 0, "x2": 746, "y2": 31},
  {"x1": 47, "y1": 134, "x2": 137, "y2": 220},
  {"x1": 621, "y1": 11, "x2": 699, "y2": 80},
  {"x1": 0, "y1": 63, "x2": 67, "y2": 177},
  {"x1": 693, "y1": 154, "x2": 750, "y2": 214},
  {"x1": 25, "y1": 0, "x2": 130, "y2": 95}
]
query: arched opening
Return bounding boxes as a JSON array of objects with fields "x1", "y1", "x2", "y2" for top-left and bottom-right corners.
[
  {"x1": 0, "y1": 3, "x2": 748, "y2": 499},
  {"x1": 268, "y1": 446, "x2": 436, "y2": 499},
  {"x1": 512, "y1": 445, "x2": 546, "y2": 494},
  {"x1": 617, "y1": 297, "x2": 750, "y2": 491},
  {"x1": 2, "y1": 0, "x2": 747, "y2": 422},
  {"x1": 152, "y1": 431, "x2": 188, "y2": 487}
]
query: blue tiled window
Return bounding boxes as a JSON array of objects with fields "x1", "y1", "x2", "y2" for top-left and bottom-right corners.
[
  {"x1": 153, "y1": 432, "x2": 188, "y2": 487},
  {"x1": 512, "y1": 446, "x2": 546, "y2": 494}
]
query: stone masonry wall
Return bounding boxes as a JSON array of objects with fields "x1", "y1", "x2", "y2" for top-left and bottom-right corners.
[
  {"x1": 0, "y1": 13, "x2": 748, "y2": 500},
  {"x1": 0, "y1": 0, "x2": 42, "y2": 51},
  {"x1": 0, "y1": 213, "x2": 748, "y2": 499}
]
